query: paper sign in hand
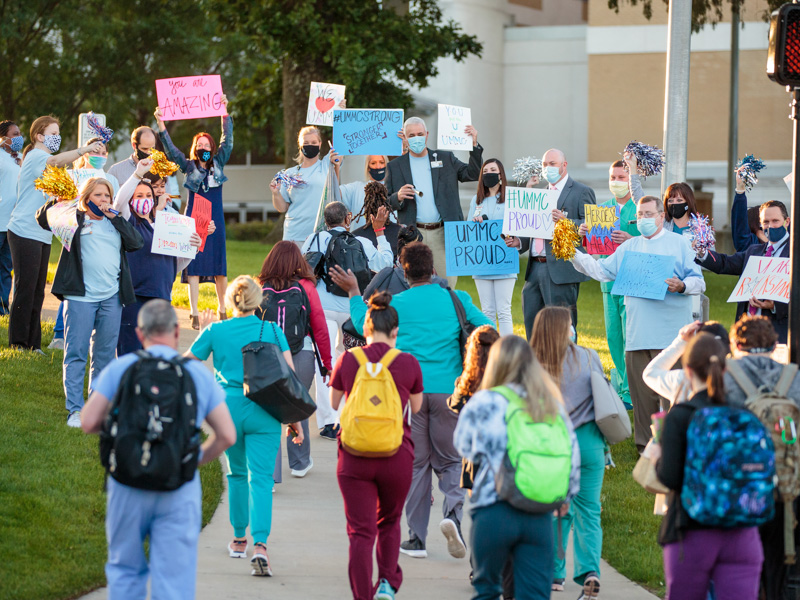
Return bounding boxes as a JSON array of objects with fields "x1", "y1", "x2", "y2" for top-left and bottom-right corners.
[
  {"x1": 584, "y1": 204, "x2": 620, "y2": 255},
  {"x1": 727, "y1": 256, "x2": 790, "y2": 304},
  {"x1": 151, "y1": 211, "x2": 197, "y2": 259},
  {"x1": 437, "y1": 104, "x2": 472, "y2": 151},
  {"x1": 445, "y1": 220, "x2": 520, "y2": 277},
  {"x1": 332, "y1": 109, "x2": 404, "y2": 156},
  {"x1": 155, "y1": 75, "x2": 227, "y2": 122},
  {"x1": 307, "y1": 82, "x2": 346, "y2": 127},
  {"x1": 191, "y1": 194, "x2": 212, "y2": 252},
  {"x1": 611, "y1": 251, "x2": 675, "y2": 300},
  {"x1": 501, "y1": 187, "x2": 559, "y2": 239}
]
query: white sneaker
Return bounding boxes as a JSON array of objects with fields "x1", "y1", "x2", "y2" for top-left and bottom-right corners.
[
  {"x1": 66, "y1": 412, "x2": 81, "y2": 428},
  {"x1": 291, "y1": 458, "x2": 314, "y2": 478},
  {"x1": 48, "y1": 337, "x2": 64, "y2": 350}
]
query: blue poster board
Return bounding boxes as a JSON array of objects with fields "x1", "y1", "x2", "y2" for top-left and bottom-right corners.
[
  {"x1": 445, "y1": 220, "x2": 520, "y2": 277},
  {"x1": 611, "y1": 251, "x2": 675, "y2": 300},
  {"x1": 332, "y1": 109, "x2": 404, "y2": 156}
]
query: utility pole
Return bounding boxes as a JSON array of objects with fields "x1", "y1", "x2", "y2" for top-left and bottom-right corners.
[
  {"x1": 661, "y1": 0, "x2": 693, "y2": 195},
  {"x1": 727, "y1": 2, "x2": 741, "y2": 214}
]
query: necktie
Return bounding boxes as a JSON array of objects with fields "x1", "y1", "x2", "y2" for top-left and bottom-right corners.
[{"x1": 749, "y1": 245, "x2": 775, "y2": 315}]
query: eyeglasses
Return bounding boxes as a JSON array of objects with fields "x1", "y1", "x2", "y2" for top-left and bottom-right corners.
[{"x1": 636, "y1": 212, "x2": 661, "y2": 218}]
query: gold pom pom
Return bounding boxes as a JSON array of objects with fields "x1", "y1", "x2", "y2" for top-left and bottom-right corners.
[
  {"x1": 551, "y1": 218, "x2": 581, "y2": 261},
  {"x1": 34, "y1": 166, "x2": 78, "y2": 201},
  {"x1": 149, "y1": 148, "x2": 179, "y2": 178}
]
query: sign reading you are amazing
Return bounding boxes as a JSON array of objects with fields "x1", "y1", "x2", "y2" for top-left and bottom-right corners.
[
  {"x1": 445, "y1": 220, "x2": 519, "y2": 277},
  {"x1": 155, "y1": 75, "x2": 227, "y2": 121}
]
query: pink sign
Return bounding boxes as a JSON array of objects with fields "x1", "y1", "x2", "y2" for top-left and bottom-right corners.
[{"x1": 155, "y1": 75, "x2": 227, "y2": 121}]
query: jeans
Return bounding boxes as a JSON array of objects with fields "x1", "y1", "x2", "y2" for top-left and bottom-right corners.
[
  {"x1": 54, "y1": 302, "x2": 65, "y2": 339},
  {"x1": 63, "y1": 295, "x2": 122, "y2": 414},
  {"x1": 117, "y1": 296, "x2": 158, "y2": 355},
  {"x1": 474, "y1": 278, "x2": 516, "y2": 336},
  {"x1": 0, "y1": 231, "x2": 12, "y2": 315},
  {"x1": 274, "y1": 349, "x2": 316, "y2": 482}
]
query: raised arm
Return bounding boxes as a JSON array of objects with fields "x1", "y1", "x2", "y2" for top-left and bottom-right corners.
[
  {"x1": 215, "y1": 105, "x2": 234, "y2": 167},
  {"x1": 47, "y1": 140, "x2": 105, "y2": 168},
  {"x1": 154, "y1": 106, "x2": 188, "y2": 172}
]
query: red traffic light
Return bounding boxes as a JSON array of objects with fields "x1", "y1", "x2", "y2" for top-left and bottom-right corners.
[{"x1": 768, "y1": 3, "x2": 800, "y2": 86}]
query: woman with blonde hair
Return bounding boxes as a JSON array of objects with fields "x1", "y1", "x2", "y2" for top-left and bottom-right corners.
[
  {"x1": 36, "y1": 177, "x2": 143, "y2": 427},
  {"x1": 530, "y1": 307, "x2": 604, "y2": 596},
  {"x1": 186, "y1": 275, "x2": 304, "y2": 577},
  {"x1": 454, "y1": 335, "x2": 579, "y2": 600},
  {"x1": 7, "y1": 115, "x2": 104, "y2": 352},
  {"x1": 270, "y1": 125, "x2": 342, "y2": 245}
]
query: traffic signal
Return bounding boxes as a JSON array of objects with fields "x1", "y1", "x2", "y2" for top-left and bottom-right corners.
[{"x1": 767, "y1": 3, "x2": 800, "y2": 87}]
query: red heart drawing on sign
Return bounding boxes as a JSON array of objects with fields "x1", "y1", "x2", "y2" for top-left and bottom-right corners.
[{"x1": 315, "y1": 97, "x2": 335, "y2": 113}]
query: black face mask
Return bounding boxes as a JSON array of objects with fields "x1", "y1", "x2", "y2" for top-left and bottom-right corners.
[
  {"x1": 301, "y1": 144, "x2": 320, "y2": 159},
  {"x1": 369, "y1": 167, "x2": 386, "y2": 182},
  {"x1": 196, "y1": 149, "x2": 211, "y2": 162},
  {"x1": 87, "y1": 200, "x2": 106, "y2": 217},
  {"x1": 668, "y1": 202, "x2": 689, "y2": 219},
  {"x1": 135, "y1": 147, "x2": 151, "y2": 161},
  {"x1": 483, "y1": 173, "x2": 501, "y2": 189}
]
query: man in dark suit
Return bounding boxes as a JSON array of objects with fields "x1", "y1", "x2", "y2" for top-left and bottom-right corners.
[
  {"x1": 696, "y1": 200, "x2": 790, "y2": 343},
  {"x1": 385, "y1": 116, "x2": 483, "y2": 288},
  {"x1": 507, "y1": 148, "x2": 596, "y2": 337}
]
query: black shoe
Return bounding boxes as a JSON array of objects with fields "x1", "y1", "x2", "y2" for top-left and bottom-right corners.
[
  {"x1": 319, "y1": 424, "x2": 338, "y2": 441},
  {"x1": 439, "y1": 510, "x2": 466, "y2": 559},
  {"x1": 399, "y1": 535, "x2": 427, "y2": 558}
]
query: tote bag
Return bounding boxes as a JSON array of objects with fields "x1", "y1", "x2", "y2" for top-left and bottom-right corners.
[{"x1": 586, "y1": 348, "x2": 632, "y2": 444}]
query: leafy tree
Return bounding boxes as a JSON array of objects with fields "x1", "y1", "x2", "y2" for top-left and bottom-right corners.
[
  {"x1": 209, "y1": 0, "x2": 483, "y2": 165},
  {"x1": 607, "y1": 0, "x2": 785, "y2": 31}
]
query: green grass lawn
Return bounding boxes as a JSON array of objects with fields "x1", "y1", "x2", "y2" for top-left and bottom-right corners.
[
  {"x1": 42, "y1": 236, "x2": 739, "y2": 597},
  {"x1": 0, "y1": 317, "x2": 224, "y2": 600}
]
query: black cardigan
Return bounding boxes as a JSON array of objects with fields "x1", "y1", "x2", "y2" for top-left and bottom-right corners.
[{"x1": 36, "y1": 199, "x2": 143, "y2": 306}]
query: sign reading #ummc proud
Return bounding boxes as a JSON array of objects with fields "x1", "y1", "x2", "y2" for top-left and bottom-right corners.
[
  {"x1": 501, "y1": 187, "x2": 559, "y2": 239},
  {"x1": 445, "y1": 220, "x2": 520, "y2": 277}
]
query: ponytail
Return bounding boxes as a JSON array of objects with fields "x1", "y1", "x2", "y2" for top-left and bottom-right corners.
[
  {"x1": 706, "y1": 354, "x2": 725, "y2": 404},
  {"x1": 684, "y1": 333, "x2": 728, "y2": 405}
]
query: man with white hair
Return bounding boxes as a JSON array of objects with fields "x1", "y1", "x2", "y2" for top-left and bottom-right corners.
[{"x1": 385, "y1": 116, "x2": 483, "y2": 288}]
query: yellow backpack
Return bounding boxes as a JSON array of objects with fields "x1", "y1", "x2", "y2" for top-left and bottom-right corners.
[{"x1": 340, "y1": 347, "x2": 407, "y2": 457}]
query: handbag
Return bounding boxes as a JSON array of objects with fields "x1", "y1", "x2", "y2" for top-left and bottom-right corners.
[
  {"x1": 632, "y1": 454, "x2": 670, "y2": 495},
  {"x1": 341, "y1": 318, "x2": 367, "y2": 350},
  {"x1": 242, "y1": 320, "x2": 316, "y2": 424},
  {"x1": 587, "y1": 349, "x2": 631, "y2": 444},
  {"x1": 303, "y1": 232, "x2": 325, "y2": 278},
  {"x1": 448, "y1": 289, "x2": 476, "y2": 360}
]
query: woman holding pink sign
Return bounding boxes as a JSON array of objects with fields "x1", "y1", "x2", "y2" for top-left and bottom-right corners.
[{"x1": 155, "y1": 98, "x2": 232, "y2": 330}]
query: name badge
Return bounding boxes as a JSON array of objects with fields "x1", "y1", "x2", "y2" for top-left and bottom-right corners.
[{"x1": 431, "y1": 161, "x2": 443, "y2": 169}]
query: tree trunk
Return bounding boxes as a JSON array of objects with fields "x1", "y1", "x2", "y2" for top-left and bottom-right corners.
[{"x1": 281, "y1": 57, "x2": 327, "y2": 167}]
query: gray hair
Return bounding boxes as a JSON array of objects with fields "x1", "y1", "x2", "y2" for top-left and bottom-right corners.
[
  {"x1": 324, "y1": 201, "x2": 349, "y2": 227},
  {"x1": 638, "y1": 195, "x2": 664, "y2": 212},
  {"x1": 403, "y1": 116, "x2": 427, "y2": 135},
  {"x1": 138, "y1": 299, "x2": 178, "y2": 338}
]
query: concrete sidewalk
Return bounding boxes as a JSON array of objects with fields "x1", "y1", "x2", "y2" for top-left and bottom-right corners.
[{"x1": 39, "y1": 292, "x2": 657, "y2": 600}]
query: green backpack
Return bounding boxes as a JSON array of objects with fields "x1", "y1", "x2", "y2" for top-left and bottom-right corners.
[{"x1": 493, "y1": 385, "x2": 572, "y2": 513}]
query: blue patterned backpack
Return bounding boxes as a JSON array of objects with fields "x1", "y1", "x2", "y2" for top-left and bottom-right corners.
[{"x1": 681, "y1": 405, "x2": 776, "y2": 527}]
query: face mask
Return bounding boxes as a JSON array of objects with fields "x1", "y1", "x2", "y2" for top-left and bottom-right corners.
[
  {"x1": 87, "y1": 200, "x2": 106, "y2": 217},
  {"x1": 637, "y1": 217, "x2": 658, "y2": 237},
  {"x1": 369, "y1": 167, "x2": 386, "y2": 182},
  {"x1": 87, "y1": 155, "x2": 107, "y2": 170},
  {"x1": 767, "y1": 225, "x2": 787, "y2": 243},
  {"x1": 43, "y1": 134, "x2": 61, "y2": 153},
  {"x1": 196, "y1": 149, "x2": 211, "y2": 162},
  {"x1": 301, "y1": 144, "x2": 320, "y2": 159},
  {"x1": 407, "y1": 136, "x2": 426, "y2": 154},
  {"x1": 668, "y1": 202, "x2": 689, "y2": 219},
  {"x1": 569, "y1": 325, "x2": 577, "y2": 343},
  {"x1": 8, "y1": 135, "x2": 23, "y2": 153},
  {"x1": 483, "y1": 173, "x2": 501, "y2": 188},
  {"x1": 131, "y1": 196, "x2": 154, "y2": 218},
  {"x1": 543, "y1": 166, "x2": 562, "y2": 184},
  {"x1": 609, "y1": 181, "x2": 629, "y2": 199},
  {"x1": 135, "y1": 147, "x2": 151, "y2": 161}
]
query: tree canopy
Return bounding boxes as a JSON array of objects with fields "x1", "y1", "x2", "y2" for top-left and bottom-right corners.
[{"x1": 607, "y1": 0, "x2": 785, "y2": 31}]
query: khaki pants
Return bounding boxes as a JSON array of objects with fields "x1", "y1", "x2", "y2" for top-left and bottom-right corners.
[
  {"x1": 420, "y1": 225, "x2": 457, "y2": 289},
  {"x1": 625, "y1": 349, "x2": 669, "y2": 453}
]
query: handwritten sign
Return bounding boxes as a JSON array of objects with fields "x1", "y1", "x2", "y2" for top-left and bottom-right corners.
[
  {"x1": 437, "y1": 104, "x2": 472, "y2": 151},
  {"x1": 585, "y1": 204, "x2": 620, "y2": 255},
  {"x1": 191, "y1": 194, "x2": 212, "y2": 252},
  {"x1": 151, "y1": 211, "x2": 197, "y2": 259},
  {"x1": 444, "y1": 220, "x2": 519, "y2": 277},
  {"x1": 307, "y1": 82, "x2": 346, "y2": 127},
  {"x1": 611, "y1": 251, "x2": 675, "y2": 300},
  {"x1": 155, "y1": 75, "x2": 227, "y2": 122},
  {"x1": 728, "y1": 256, "x2": 790, "y2": 304},
  {"x1": 501, "y1": 187, "x2": 560, "y2": 239},
  {"x1": 332, "y1": 109, "x2": 403, "y2": 156}
]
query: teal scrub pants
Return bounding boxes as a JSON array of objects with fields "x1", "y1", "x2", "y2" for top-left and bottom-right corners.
[
  {"x1": 602, "y1": 291, "x2": 630, "y2": 405},
  {"x1": 552, "y1": 422, "x2": 605, "y2": 585},
  {"x1": 225, "y1": 394, "x2": 281, "y2": 545}
]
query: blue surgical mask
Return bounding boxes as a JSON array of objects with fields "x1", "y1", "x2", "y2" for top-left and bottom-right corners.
[
  {"x1": 637, "y1": 217, "x2": 658, "y2": 237},
  {"x1": 9, "y1": 135, "x2": 23, "y2": 153},
  {"x1": 407, "y1": 136, "x2": 426, "y2": 154},
  {"x1": 767, "y1": 225, "x2": 787, "y2": 243},
  {"x1": 543, "y1": 166, "x2": 562, "y2": 184},
  {"x1": 43, "y1": 134, "x2": 61, "y2": 153},
  {"x1": 87, "y1": 155, "x2": 107, "y2": 170}
]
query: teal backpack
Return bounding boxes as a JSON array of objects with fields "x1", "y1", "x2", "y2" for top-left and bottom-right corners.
[{"x1": 493, "y1": 385, "x2": 572, "y2": 513}]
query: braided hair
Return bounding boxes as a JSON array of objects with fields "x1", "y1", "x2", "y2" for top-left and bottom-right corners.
[{"x1": 355, "y1": 181, "x2": 395, "y2": 225}]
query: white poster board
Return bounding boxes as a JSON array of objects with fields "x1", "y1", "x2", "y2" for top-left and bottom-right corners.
[
  {"x1": 306, "y1": 82, "x2": 346, "y2": 127},
  {"x1": 151, "y1": 211, "x2": 197, "y2": 259},
  {"x1": 78, "y1": 113, "x2": 105, "y2": 147},
  {"x1": 436, "y1": 104, "x2": 472, "y2": 151},
  {"x1": 727, "y1": 256, "x2": 790, "y2": 304},
  {"x1": 501, "y1": 187, "x2": 560, "y2": 239}
]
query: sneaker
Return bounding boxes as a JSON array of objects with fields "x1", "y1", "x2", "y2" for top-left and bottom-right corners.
[
  {"x1": 291, "y1": 457, "x2": 313, "y2": 478},
  {"x1": 66, "y1": 412, "x2": 81, "y2": 428},
  {"x1": 374, "y1": 578, "x2": 395, "y2": 600},
  {"x1": 32, "y1": 348, "x2": 46, "y2": 356},
  {"x1": 439, "y1": 511, "x2": 466, "y2": 559},
  {"x1": 399, "y1": 536, "x2": 427, "y2": 558},
  {"x1": 552, "y1": 578, "x2": 565, "y2": 592},
  {"x1": 48, "y1": 337, "x2": 64, "y2": 350},
  {"x1": 319, "y1": 424, "x2": 338, "y2": 441},
  {"x1": 228, "y1": 538, "x2": 247, "y2": 558},
  {"x1": 579, "y1": 573, "x2": 600, "y2": 599},
  {"x1": 250, "y1": 543, "x2": 272, "y2": 576}
]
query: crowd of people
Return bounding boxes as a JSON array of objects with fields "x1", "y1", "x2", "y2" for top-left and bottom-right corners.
[{"x1": 0, "y1": 104, "x2": 796, "y2": 600}]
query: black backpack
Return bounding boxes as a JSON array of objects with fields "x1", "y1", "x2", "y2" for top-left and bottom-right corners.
[
  {"x1": 99, "y1": 351, "x2": 201, "y2": 491},
  {"x1": 322, "y1": 230, "x2": 372, "y2": 297},
  {"x1": 256, "y1": 281, "x2": 310, "y2": 354}
]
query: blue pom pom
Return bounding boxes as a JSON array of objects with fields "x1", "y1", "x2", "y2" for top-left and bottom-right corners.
[
  {"x1": 735, "y1": 154, "x2": 766, "y2": 192},
  {"x1": 688, "y1": 213, "x2": 715, "y2": 252},
  {"x1": 86, "y1": 111, "x2": 114, "y2": 144},
  {"x1": 624, "y1": 141, "x2": 665, "y2": 178},
  {"x1": 273, "y1": 170, "x2": 306, "y2": 190}
]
